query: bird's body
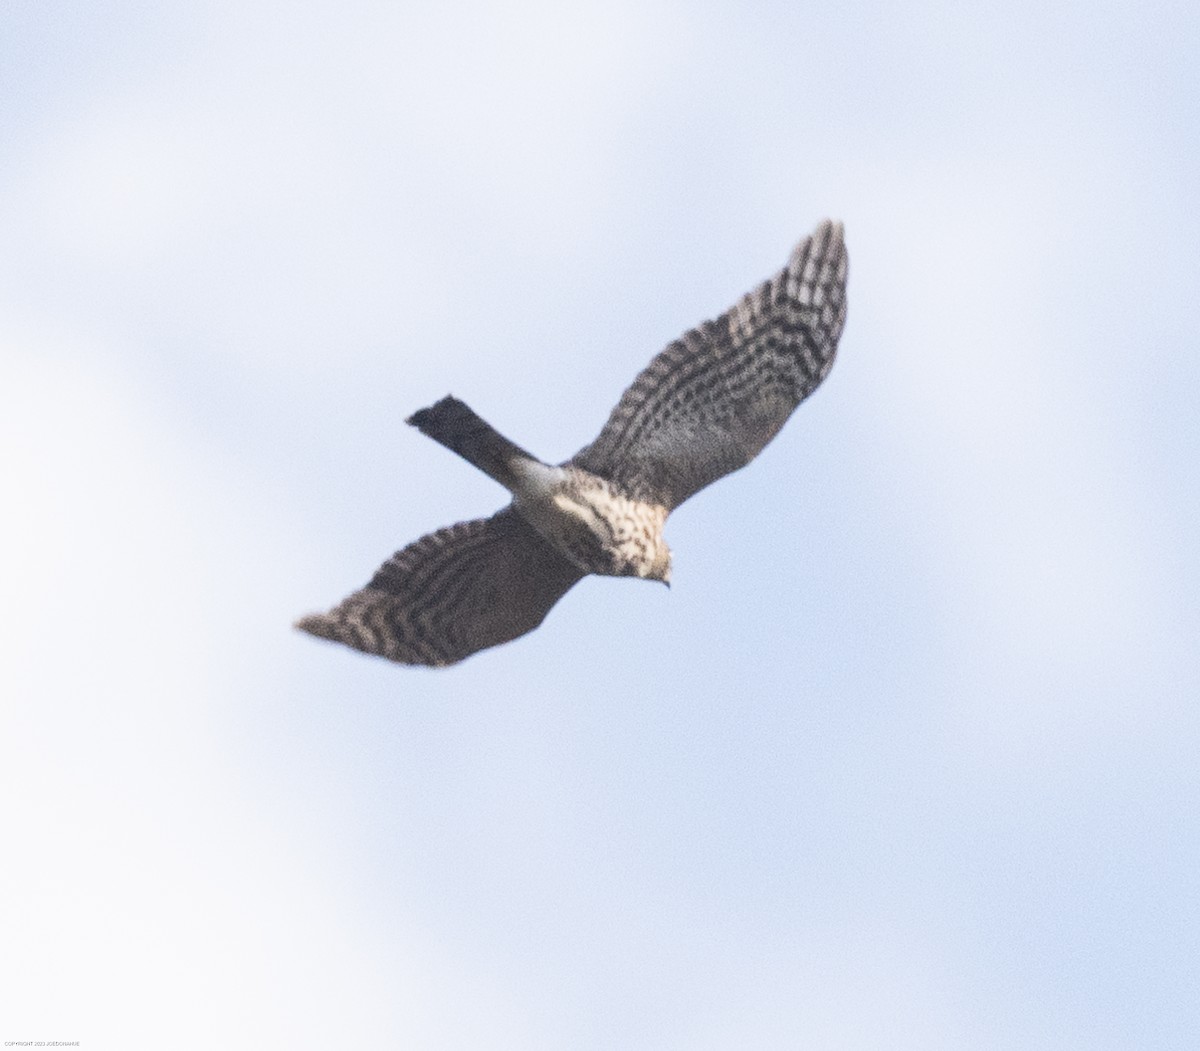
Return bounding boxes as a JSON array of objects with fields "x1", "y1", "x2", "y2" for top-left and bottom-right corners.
[
  {"x1": 512, "y1": 461, "x2": 671, "y2": 582},
  {"x1": 297, "y1": 219, "x2": 848, "y2": 666},
  {"x1": 406, "y1": 397, "x2": 673, "y2": 582}
]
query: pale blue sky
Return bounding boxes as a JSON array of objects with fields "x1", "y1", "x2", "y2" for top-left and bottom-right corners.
[{"x1": 2, "y1": 1, "x2": 1198, "y2": 1048}]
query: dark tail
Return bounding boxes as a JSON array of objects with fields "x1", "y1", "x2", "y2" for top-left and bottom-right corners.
[{"x1": 407, "y1": 396, "x2": 538, "y2": 491}]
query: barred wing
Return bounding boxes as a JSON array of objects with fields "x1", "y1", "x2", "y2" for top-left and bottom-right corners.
[
  {"x1": 296, "y1": 507, "x2": 583, "y2": 667},
  {"x1": 571, "y1": 220, "x2": 848, "y2": 509}
]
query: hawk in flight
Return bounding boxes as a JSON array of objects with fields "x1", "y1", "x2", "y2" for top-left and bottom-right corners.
[{"x1": 297, "y1": 219, "x2": 848, "y2": 666}]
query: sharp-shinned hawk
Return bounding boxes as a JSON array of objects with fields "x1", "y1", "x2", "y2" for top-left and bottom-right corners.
[{"x1": 297, "y1": 219, "x2": 848, "y2": 666}]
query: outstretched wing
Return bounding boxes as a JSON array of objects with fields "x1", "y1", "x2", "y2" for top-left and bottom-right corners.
[
  {"x1": 295, "y1": 507, "x2": 583, "y2": 667},
  {"x1": 571, "y1": 220, "x2": 848, "y2": 509}
]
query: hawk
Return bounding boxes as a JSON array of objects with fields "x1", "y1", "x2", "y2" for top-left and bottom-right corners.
[{"x1": 297, "y1": 219, "x2": 848, "y2": 666}]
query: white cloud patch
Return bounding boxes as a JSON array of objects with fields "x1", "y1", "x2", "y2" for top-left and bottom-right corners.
[
  {"x1": 0, "y1": 341, "x2": 536, "y2": 1048},
  {"x1": 844, "y1": 144, "x2": 1198, "y2": 769}
]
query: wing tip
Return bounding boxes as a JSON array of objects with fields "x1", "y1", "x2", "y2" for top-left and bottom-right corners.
[
  {"x1": 788, "y1": 218, "x2": 849, "y2": 296},
  {"x1": 294, "y1": 612, "x2": 335, "y2": 640},
  {"x1": 803, "y1": 217, "x2": 846, "y2": 259},
  {"x1": 294, "y1": 607, "x2": 456, "y2": 667}
]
